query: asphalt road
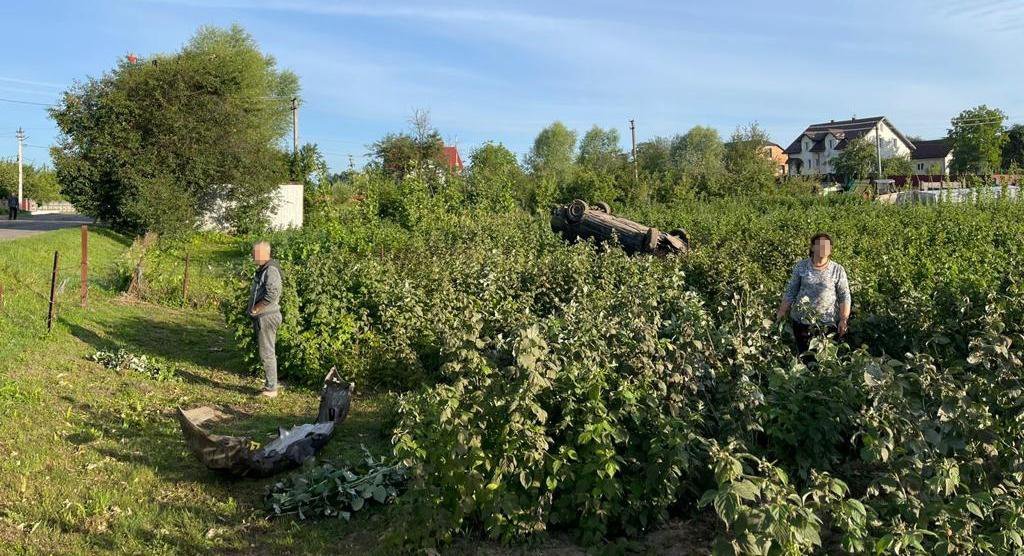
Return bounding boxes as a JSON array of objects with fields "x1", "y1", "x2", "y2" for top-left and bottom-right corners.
[{"x1": 0, "y1": 213, "x2": 96, "y2": 240}]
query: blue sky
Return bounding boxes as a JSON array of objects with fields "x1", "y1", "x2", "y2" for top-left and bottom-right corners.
[{"x1": 2, "y1": 0, "x2": 1023, "y2": 172}]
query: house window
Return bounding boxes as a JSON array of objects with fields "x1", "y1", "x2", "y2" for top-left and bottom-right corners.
[{"x1": 917, "y1": 163, "x2": 924, "y2": 171}]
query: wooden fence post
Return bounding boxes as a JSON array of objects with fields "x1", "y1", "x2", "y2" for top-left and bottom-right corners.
[
  {"x1": 81, "y1": 225, "x2": 88, "y2": 307},
  {"x1": 182, "y1": 252, "x2": 190, "y2": 307},
  {"x1": 47, "y1": 251, "x2": 59, "y2": 332}
]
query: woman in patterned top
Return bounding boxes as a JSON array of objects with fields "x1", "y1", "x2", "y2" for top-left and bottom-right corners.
[{"x1": 776, "y1": 233, "x2": 852, "y2": 356}]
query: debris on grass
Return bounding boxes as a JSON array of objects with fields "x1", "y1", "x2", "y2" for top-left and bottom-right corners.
[
  {"x1": 265, "y1": 446, "x2": 407, "y2": 520},
  {"x1": 178, "y1": 368, "x2": 354, "y2": 477},
  {"x1": 89, "y1": 348, "x2": 180, "y2": 382}
]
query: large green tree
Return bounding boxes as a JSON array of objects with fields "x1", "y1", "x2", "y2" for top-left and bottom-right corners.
[
  {"x1": 948, "y1": 105, "x2": 1006, "y2": 175},
  {"x1": 526, "y1": 121, "x2": 576, "y2": 181},
  {"x1": 370, "y1": 110, "x2": 446, "y2": 182},
  {"x1": 576, "y1": 125, "x2": 622, "y2": 172},
  {"x1": 724, "y1": 123, "x2": 777, "y2": 193},
  {"x1": 467, "y1": 142, "x2": 523, "y2": 210},
  {"x1": 669, "y1": 126, "x2": 726, "y2": 197},
  {"x1": 1002, "y1": 124, "x2": 1024, "y2": 171},
  {"x1": 636, "y1": 137, "x2": 672, "y2": 179},
  {"x1": 49, "y1": 25, "x2": 297, "y2": 235},
  {"x1": 832, "y1": 138, "x2": 877, "y2": 180}
]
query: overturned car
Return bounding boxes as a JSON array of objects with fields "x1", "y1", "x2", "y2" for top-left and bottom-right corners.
[
  {"x1": 551, "y1": 200, "x2": 689, "y2": 256},
  {"x1": 177, "y1": 368, "x2": 353, "y2": 478}
]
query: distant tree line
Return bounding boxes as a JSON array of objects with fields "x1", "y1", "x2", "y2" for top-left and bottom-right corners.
[
  {"x1": 0, "y1": 159, "x2": 61, "y2": 203},
  {"x1": 43, "y1": 23, "x2": 1024, "y2": 237}
]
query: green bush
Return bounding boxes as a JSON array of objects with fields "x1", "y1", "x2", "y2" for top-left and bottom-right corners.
[{"x1": 222, "y1": 187, "x2": 1024, "y2": 552}]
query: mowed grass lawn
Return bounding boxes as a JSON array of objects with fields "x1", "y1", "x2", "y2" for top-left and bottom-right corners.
[{"x1": 0, "y1": 229, "x2": 391, "y2": 555}]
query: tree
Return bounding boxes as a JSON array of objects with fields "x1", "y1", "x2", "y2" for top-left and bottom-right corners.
[
  {"x1": 636, "y1": 137, "x2": 672, "y2": 179},
  {"x1": 50, "y1": 25, "x2": 297, "y2": 235},
  {"x1": 370, "y1": 110, "x2": 445, "y2": 182},
  {"x1": 669, "y1": 126, "x2": 726, "y2": 197},
  {"x1": 724, "y1": 123, "x2": 777, "y2": 193},
  {"x1": 0, "y1": 159, "x2": 62, "y2": 203},
  {"x1": 832, "y1": 138, "x2": 877, "y2": 180},
  {"x1": 526, "y1": 121, "x2": 576, "y2": 182},
  {"x1": 289, "y1": 143, "x2": 330, "y2": 191},
  {"x1": 576, "y1": 126, "x2": 622, "y2": 172},
  {"x1": 948, "y1": 105, "x2": 1006, "y2": 175},
  {"x1": 1002, "y1": 124, "x2": 1024, "y2": 171},
  {"x1": 882, "y1": 155, "x2": 914, "y2": 179},
  {"x1": 467, "y1": 142, "x2": 523, "y2": 211}
]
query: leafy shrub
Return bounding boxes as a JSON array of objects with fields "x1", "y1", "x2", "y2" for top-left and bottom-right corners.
[
  {"x1": 266, "y1": 448, "x2": 407, "y2": 521},
  {"x1": 224, "y1": 188, "x2": 1024, "y2": 552}
]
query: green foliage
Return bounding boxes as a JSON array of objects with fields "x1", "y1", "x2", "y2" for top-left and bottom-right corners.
[
  {"x1": 90, "y1": 348, "x2": 180, "y2": 382},
  {"x1": 49, "y1": 24, "x2": 297, "y2": 236},
  {"x1": 948, "y1": 105, "x2": 1006, "y2": 175},
  {"x1": 636, "y1": 137, "x2": 673, "y2": 181},
  {"x1": 526, "y1": 121, "x2": 577, "y2": 183},
  {"x1": 266, "y1": 448, "x2": 408, "y2": 520},
  {"x1": 289, "y1": 143, "x2": 330, "y2": 191},
  {"x1": 882, "y1": 154, "x2": 914, "y2": 179},
  {"x1": 832, "y1": 138, "x2": 877, "y2": 180},
  {"x1": 669, "y1": 126, "x2": 726, "y2": 199},
  {"x1": 577, "y1": 125, "x2": 623, "y2": 173},
  {"x1": 370, "y1": 118, "x2": 446, "y2": 183},
  {"x1": 724, "y1": 123, "x2": 778, "y2": 194},
  {"x1": 467, "y1": 142, "x2": 523, "y2": 211},
  {"x1": 218, "y1": 160, "x2": 1024, "y2": 552},
  {"x1": 115, "y1": 232, "x2": 239, "y2": 309},
  {"x1": 1002, "y1": 124, "x2": 1024, "y2": 170},
  {"x1": 0, "y1": 159, "x2": 62, "y2": 203}
]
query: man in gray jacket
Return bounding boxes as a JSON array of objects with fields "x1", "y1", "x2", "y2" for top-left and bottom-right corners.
[{"x1": 249, "y1": 241, "x2": 283, "y2": 397}]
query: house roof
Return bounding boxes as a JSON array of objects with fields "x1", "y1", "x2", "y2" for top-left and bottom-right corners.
[
  {"x1": 784, "y1": 116, "x2": 915, "y2": 155},
  {"x1": 443, "y1": 146, "x2": 463, "y2": 172},
  {"x1": 910, "y1": 139, "x2": 952, "y2": 159}
]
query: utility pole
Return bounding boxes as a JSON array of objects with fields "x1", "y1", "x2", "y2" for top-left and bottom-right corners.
[
  {"x1": 16, "y1": 127, "x2": 25, "y2": 208},
  {"x1": 291, "y1": 97, "x2": 299, "y2": 156},
  {"x1": 875, "y1": 126, "x2": 883, "y2": 178},
  {"x1": 629, "y1": 119, "x2": 638, "y2": 182},
  {"x1": 348, "y1": 154, "x2": 355, "y2": 172}
]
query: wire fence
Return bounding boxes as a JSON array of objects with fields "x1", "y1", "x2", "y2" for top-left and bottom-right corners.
[
  {"x1": 0, "y1": 227, "x2": 243, "y2": 335},
  {"x1": 0, "y1": 254, "x2": 84, "y2": 330}
]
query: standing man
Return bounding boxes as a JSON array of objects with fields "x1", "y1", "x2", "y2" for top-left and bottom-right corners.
[
  {"x1": 6, "y1": 193, "x2": 18, "y2": 220},
  {"x1": 249, "y1": 241, "x2": 283, "y2": 398}
]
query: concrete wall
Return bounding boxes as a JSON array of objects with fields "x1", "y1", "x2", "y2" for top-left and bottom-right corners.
[
  {"x1": 269, "y1": 182, "x2": 304, "y2": 230},
  {"x1": 200, "y1": 182, "x2": 304, "y2": 232}
]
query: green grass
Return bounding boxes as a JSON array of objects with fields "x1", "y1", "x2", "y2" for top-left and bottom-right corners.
[
  {"x1": 0, "y1": 229, "x2": 393, "y2": 555},
  {"x1": 0, "y1": 229, "x2": 712, "y2": 555}
]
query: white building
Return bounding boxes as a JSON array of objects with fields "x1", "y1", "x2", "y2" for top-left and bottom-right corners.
[
  {"x1": 784, "y1": 116, "x2": 915, "y2": 176},
  {"x1": 201, "y1": 182, "x2": 304, "y2": 232},
  {"x1": 269, "y1": 182, "x2": 304, "y2": 230},
  {"x1": 909, "y1": 139, "x2": 953, "y2": 176}
]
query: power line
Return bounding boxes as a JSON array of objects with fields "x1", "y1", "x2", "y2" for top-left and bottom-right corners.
[{"x1": 0, "y1": 97, "x2": 54, "y2": 107}]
